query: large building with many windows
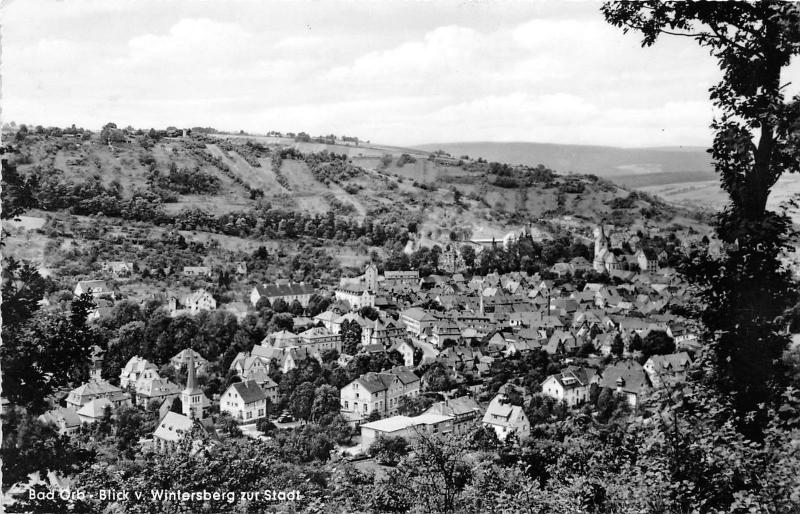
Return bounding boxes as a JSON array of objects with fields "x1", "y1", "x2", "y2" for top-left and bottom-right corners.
[
  {"x1": 250, "y1": 281, "x2": 315, "y2": 307},
  {"x1": 400, "y1": 307, "x2": 438, "y2": 337},
  {"x1": 340, "y1": 367, "x2": 420, "y2": 423}
]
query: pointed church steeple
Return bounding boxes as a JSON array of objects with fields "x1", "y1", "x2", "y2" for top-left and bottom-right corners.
[
  {"x1": 181, "y1": 349, "x2": 203, "y2": 419},
  {"x1": 185, "y1": 350, "x2": 200, "y2": 394}
]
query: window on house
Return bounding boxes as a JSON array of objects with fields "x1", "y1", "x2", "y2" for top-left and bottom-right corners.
[{"x1": 363, "y1": 404, "x2": 367, "y2": 413}]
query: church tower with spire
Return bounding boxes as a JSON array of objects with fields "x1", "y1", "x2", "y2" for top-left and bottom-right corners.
[
  {"x1": 181, "y1": 350, "x2": 206, "y2": 419},
  {"x1": 593, "y1": 224, "x2": 611, "y2": 274},
  {"x1": 364, "y1": 262, "x2": 378, "y2": 292}
]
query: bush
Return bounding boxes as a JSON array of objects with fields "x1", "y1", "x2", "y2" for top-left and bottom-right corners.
[
  {"x1": 396, "y1": 153, "x2": 416, "y2": 167},
  {"x1": 369, "y1": 436, "x2": 410, "y2": 466},
  {"x1": 494, "y1": 176, "x2": 520, "y2": 188},
  {"x1": 365, "y1": 410, "x2": 382, "y2": 422},
  {"x1": 641, "y1": 330, "x2": 676, "y2": 361},
  {"x1": 256, "y1": 418, "x2": 276, "y2": 434}
]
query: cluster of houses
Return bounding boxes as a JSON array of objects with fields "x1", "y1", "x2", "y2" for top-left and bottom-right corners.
[
  {"x1": 39, "y1": 223, "x2": 706, "y2": 458},
  {"x1": 540, "y1": 352, "x2": 691, "y2": 409},
  {"x1": 38, "y1": 348, "x2": 277, "y2": 452}
]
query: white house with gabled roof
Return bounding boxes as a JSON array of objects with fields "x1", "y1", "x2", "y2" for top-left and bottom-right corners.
[
  {"x1": 541, "y1": 366, "x2": 598, "y2": 407},
  {"x1": 481, "y1": 394, "x2": 530, "y2": 441},
  {"x1": 120, "y1": 356, "x2": 159, "y2": 389},
  {"x1": 220, "y1": 380, "x2": 269, "y2": 422},
  {"x1": 74, "y1": 280, "x2": 115, "y2": 299}
]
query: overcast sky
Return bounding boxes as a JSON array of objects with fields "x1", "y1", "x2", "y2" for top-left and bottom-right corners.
[{"x1": 3, "y1": 0, "x2": 800, "y2": 147}]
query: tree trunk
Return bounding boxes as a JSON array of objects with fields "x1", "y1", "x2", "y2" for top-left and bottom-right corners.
[{"x1": 745, "y1": 23, "x2": 783, "y2": 220}]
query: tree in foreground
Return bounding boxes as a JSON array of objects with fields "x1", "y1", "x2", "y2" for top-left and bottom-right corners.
[
  {"x1": 602, "y1": 0, "x2": 800, "y2": 438},
  {"x1": 1, "y1": 408, "x2": 95, "y2": 490},
  {"x1": 2, "y1": 292, "x2": 100, "y2": 412},
  {"x1": 640, "y1": 329, "x2": 675, "y2": 361},
  {"x1": 369, "y1": 435, "x2": 410, "y2": 466},
  {"x1": 382, "y1": 428, "x2": 473, "y2": 513}
]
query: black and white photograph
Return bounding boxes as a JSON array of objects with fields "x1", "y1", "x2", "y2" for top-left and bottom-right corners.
[{"x1": 2, "y1": 0, "x2": 800, "y2": 512}]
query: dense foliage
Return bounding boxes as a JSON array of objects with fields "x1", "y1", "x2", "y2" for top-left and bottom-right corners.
[{"x1": 604, "y1": 0, "x2": 800, "y2": 439}]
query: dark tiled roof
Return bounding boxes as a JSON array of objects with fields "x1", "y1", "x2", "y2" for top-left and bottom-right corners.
[
  {"x1": 356, "y1": 367, "x2": 420, "y2": 393},
  {"x1": 255, "y1": 282, "x2": 315, "y2": 297},
  {"x1": 385, "y1": 270, "x2": 419, "y2": 279},
  {"x1": 231, "y1": 380, "x2": 268, "y2": 404},
  {"x1": 358, "y1": 372, "x2": 393, "y2": 393},
  {"x1": 599, "y1": 361, "x2": 649, "y2": 394},
  {"x1": 389, "y1": 366, "x2": 420, "y2": 385}
]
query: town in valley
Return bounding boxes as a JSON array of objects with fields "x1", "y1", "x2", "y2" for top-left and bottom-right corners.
[{"x1": 3, "y1": 1, "x2": 800, "y2": 513}]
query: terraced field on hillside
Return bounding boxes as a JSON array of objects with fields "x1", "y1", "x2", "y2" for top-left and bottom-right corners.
[
  {"x1": 279, "y1": 159, "x2": 367, "y2": 217},
  {"x1": 204, "y1": 144, "x2": 288, "y2": 195}
]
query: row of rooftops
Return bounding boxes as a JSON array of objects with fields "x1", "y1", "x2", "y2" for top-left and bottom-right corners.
[
  {"x1": 252, "y1": 281, "x2": 315, "y2": 298},
  {"x1": 353, "y1": 366, "x2": 421, "y2": 393},
  {"x1": 544, "y1": 352, "x2": 692, "y2": 394}
]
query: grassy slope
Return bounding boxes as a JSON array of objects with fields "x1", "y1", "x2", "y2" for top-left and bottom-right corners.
[
  {"x1": 205, "y1": 143, "x2": 288, "y2": 195},
  {"x1": 12, "y1": 134, "x2": 703, "y2": 253}
]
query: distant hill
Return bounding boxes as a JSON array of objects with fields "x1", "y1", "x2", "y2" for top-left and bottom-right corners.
[
  {"x1": 414, "y1": 142, "x2": 715, "y2": 183},
  {"x1": 4, "y1": 131, "x2": 706, "y2": 259}
]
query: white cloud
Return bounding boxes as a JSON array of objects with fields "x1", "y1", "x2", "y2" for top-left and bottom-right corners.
[
  {"x1": 326, "y1": 26, "x2": 487, "y2": 83},
  {"x1": 126, "y1": 18, "x2": 255, "y2": 66},
  {"x1": 4, "y1": 2, "x2": 795, "y2": 147}
]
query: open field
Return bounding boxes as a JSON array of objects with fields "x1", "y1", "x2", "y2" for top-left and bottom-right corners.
[
  {"x1": 205, "y1": 143, "x2": 288, "y2": 195},
  {"x1": 4, "y1": 215, "x2": 47, "y2": 230},
  {"x1": 2, "y1": 230, "x2": 49, "y2": 267},
  {"x1": 280, "y1": 159, "x2": 332, "y2": 213},
  {"x1": 613, "y1": 170, "x2": 718, "y2": 188},
  {"x1": 51, "y1": 143, "x2": 149, "y2": 191},
  {"x1": 161, "y1": 195, "x2": 251, "y2": 215},
  {"x1": 324, "y1": 245, "x2": 380, "y2": 270},
  {"x1": 279, "y1": 159, "x2": 368, "y2": 217},
  {"x1": 640, "y1": 173, "x2": 800, "y2": 223},
  {"x1": 384, "y1": 159, "x2": 472, "y2": 184}
]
